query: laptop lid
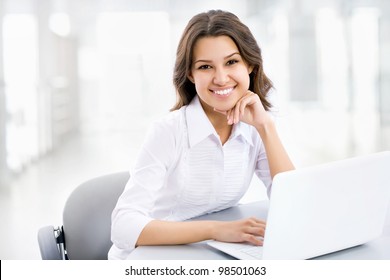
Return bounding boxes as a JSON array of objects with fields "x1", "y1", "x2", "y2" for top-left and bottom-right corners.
[{"x1": 262, "y1": 151, "x2": 390, "y2": 259}]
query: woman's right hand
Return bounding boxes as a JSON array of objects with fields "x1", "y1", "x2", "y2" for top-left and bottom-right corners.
[
  {"x1": 136, "y1": 218, "x2": 266, "y2": 247},
  {"x1": 212, "y1": 217, "x2": 266, "y2": 246}
]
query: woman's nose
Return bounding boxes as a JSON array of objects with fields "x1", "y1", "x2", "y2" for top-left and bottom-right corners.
[{"x1": 213, "y1": 67, "x2": 229, "y2": 85}]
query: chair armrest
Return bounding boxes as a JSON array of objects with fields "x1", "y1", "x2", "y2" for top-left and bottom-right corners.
[{"x1": 37, "y1": 226, "x2": 62, "y2": 260}]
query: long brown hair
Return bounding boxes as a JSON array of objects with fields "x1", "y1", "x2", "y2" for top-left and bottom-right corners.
[{"x1": 172, "y1": 10, "x2": 273, "y2": 111}]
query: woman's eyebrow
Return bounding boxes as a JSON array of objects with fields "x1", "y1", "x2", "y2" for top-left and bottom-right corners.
[
  {"x1": 193, "y1": 52, "x2": 241, "y2": 64},
  {"x1": 224, "y1": 52, "x2": 240, "y2": 59}
]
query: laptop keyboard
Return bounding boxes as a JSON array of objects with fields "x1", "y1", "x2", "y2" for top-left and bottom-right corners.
[
  {"x1": 208, "y1": 240, "x2": 264, "y2": 260},
  {"x1": 237, "y1": 244, "x2": 263, "y2": 259}
]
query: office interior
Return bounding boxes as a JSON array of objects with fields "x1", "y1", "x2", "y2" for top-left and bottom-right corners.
[{"x1": 0, "y1": 0, "x2": 389, "y2": 259}]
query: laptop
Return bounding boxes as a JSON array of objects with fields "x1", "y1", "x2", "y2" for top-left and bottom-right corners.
[{"x1": 207, "y1": 151, "x2": 390, "y2": 260}]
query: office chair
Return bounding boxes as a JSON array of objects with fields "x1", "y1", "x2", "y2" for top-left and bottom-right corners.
[{"x1": 37, "y1": 171, "x2": 129, "y2": 260}]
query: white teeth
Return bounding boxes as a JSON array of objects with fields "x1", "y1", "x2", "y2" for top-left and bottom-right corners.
[{"x1": 213, "y1": 88, "x2": 233, "y2": 95}]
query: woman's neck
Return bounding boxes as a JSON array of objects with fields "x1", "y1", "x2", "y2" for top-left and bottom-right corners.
[{"x1": 199, "y1": 99, "x2": 233, "y2": 145}]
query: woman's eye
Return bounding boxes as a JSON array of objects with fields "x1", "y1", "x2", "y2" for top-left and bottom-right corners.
[
  {"x1": 227, "y1": 59, "x2": 239, "y2": 65},
  {"x1": 198, "y1": 65, "x2": 211, "y2": 70}
]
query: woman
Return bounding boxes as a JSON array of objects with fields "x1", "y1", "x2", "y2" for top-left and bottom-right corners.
[{"x1": 109, "y1": 10, "x2": 294, "y2": 260}]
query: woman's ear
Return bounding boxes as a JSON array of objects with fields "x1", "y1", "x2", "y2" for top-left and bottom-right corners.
[{"x1": 248, "y1": 65, "x2": 254, "y2": 74}]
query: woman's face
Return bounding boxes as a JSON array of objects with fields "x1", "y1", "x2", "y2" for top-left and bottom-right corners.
[{"x1": 188, "y1": 35, "x2": 253, "y2": 114}]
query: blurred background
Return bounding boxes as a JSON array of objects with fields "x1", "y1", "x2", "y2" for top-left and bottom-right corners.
[{"x1": 0, "y1": 0, "x2": 389, "y2": 259}]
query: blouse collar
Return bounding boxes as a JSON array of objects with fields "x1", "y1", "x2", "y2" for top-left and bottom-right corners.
[{"x1": 185, "y1": 96, "x2": 254, "y2": 148}]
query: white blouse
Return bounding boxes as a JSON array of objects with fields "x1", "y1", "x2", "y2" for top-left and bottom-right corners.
[{"x1": 109, "y1": 96, "x2": 272, "y2": 259}]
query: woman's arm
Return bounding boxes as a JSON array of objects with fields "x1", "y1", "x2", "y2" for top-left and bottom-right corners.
[
  {"x1": 225, "y1": 90, "x2": 295, "y2": 178},
  {"x1": 136, "y1": 217, "x2": 265, "y2": 247},
  {"x1": 255, "y1": 121, "x2": 294, "y2": 178}
]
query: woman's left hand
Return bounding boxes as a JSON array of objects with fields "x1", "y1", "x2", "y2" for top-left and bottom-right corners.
[
  {"x1": 215, "y1": 90, "x2": 271, "y2": 129},
  {"x1": 215, "y1": 90, "x2": 295, "y2": 179}
]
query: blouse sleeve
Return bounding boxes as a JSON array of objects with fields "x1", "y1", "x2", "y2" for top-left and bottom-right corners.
[
  {"x1": 254, "y1": 141, "x2": 273, "y2": 198},
  {"x1": 110, "y1": 118, "x2": 176, "y2": 253}
]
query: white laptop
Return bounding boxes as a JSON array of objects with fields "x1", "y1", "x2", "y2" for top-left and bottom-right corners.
[{"x1": 208, "y1": 151, "x2": 390, "y2": 260}]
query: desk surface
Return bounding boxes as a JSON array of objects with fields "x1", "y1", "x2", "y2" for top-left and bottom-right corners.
[{"x1": 127, "y1": 201, "x2": 390, "y2": 260}]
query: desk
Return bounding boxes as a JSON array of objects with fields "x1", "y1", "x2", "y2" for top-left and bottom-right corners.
[{"x1": 127, "y1": 201, "x2": 390, "y2": 260}]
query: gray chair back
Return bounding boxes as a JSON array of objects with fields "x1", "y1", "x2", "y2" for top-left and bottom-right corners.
[{"x1": 63, "y1": 172, "x2": 129, "y2": 259}]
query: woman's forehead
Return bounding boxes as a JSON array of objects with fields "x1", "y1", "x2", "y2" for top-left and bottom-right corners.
[{"x1": 192, "y1": 36, "x2": 239, "y2": 60}]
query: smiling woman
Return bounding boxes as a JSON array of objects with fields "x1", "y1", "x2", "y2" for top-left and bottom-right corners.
[
  {"x1": 109, "y1": 10, "x2": 294, "y2": 260},
  {"x1": 188, "y1": 36, "x2": 253, "y2": 114},
  {"x1": 186, "y1": 36, "x2": 254, "y2": 144},
  {"x1": 172, "y1": 10, "x2": 273, "y2": 112}
]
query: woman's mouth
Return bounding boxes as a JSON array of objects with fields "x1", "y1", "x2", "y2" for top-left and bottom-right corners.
[{"x1": 211, "y1": 87, "x2": 234, "y2": 96}]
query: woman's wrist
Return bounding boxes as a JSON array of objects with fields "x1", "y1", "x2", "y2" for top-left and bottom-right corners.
[
  {"x1": 208, "y1": 221, "x2": 222, "y2": 240},
  {"x1": 255, "y1": 119, "x2": 276, "y2": 140}
]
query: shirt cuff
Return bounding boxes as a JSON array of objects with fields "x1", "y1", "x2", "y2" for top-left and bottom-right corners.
[{"x1": 111, "y1": 213, "x2": 154, "y2": 251}]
